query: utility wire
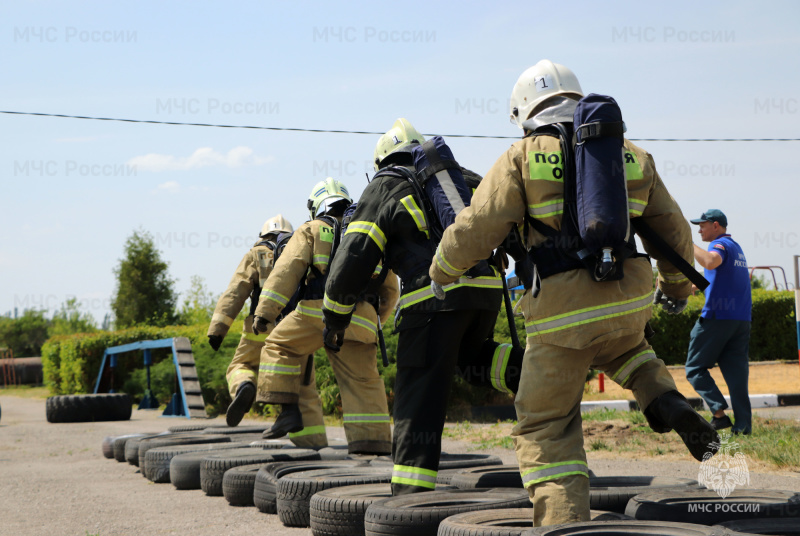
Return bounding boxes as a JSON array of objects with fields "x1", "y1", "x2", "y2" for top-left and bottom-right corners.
[{"x1": 1, "y1": 110, "x2": 798, "y2": 141}]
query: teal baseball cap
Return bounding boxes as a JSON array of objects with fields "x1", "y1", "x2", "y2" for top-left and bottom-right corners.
[{"x1": 690, "y1": 209, "x2": 727, "y2": 227}]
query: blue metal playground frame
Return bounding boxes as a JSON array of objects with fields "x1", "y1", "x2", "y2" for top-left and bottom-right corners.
[{"x1": 92, "y1": 338, "x2": 191, "y2": 418}]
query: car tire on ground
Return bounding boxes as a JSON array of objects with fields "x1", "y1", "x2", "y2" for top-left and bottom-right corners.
[
  {"x1": 144, "y1": 442, "x2": 253, "y2": 483},
  {"x1": 254, "y1": 460, "x2": 368, "y2": 515},
  {"x1": 364, "y1": 488, "x2": 531, "y2": 536},
  {"x1": 715, "y1": 518, "x2": 800, "y2": 534},
  {"x1": 277, "y1": 467, "x2": 393, "y2": 527},
  {"x1": 625, "y1": 488, "x2": 800, "y2": 525},
  {"x1": 222, "y1": 463, "x2": 264, "y2": 506},
  {"x1": 370, "y1": 452, "x2": 503, "y2": 471},
  {"x1": 138, "y1": 434, "x2": 232, "y2": 477},
  {"x1": 527, "y1": 520, "x2": 740, "y2": 535},
  {"x1": 201, "y1": 448, "x2": 320, "y2": 496},
  {"x1": 450, "y1": 465, "x2": 523, "y2": 489},
  {"x1": 124, "y1": 433, "x2": 172, "y2": 466},
  {"x1": 589, "y1": 476, "x2": 700, "y2": 514},
  {"x1": 101, "y1": 436, "x2": 116, "y2": 458},
  {"x1": 46, "y1": 393, "x2": 132, "y2": 423}
]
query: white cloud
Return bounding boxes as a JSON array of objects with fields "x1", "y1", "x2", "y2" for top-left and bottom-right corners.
[
  {"x1": 127, "y1": 146, "x2": 274, "y2": 172},
  {"x1": 154, "y1": 181, "x2": 181, "y2": 194}
]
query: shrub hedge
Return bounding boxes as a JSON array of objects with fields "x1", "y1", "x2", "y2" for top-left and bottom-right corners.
[{"x1": 41, "y1": 290, "x2": 795, "y2": 417}]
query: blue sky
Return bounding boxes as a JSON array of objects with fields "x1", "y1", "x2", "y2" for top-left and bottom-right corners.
[{"x1": 2, "y1": 1, "x2": 799, "y2": 323}]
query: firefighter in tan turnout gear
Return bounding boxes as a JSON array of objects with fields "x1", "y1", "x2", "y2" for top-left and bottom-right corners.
[
  {"x1": 253, "y1": 178, "x2": 397, "y2": 454},
  {"x1": 429, "y1": 60, "x2": 718, "y2": 526},
  {"x1": 207, "y1": 215, "x2": 330, "y2": 448}
]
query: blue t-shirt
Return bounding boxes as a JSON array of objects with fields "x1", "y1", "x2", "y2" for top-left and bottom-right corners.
[{"x1": 701, "y1": 234, "x2": 752, "y2": 321}]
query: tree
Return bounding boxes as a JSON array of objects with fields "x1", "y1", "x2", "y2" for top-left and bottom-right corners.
[
  {"x1": 50, "y1": 298, "x2": 97, "y2": 336},
  {"x1": 177, "y1": 275, "x2": 216, "y2": 325},
  {"x1": 0, "y1": 309, "x2": 50, "y2": 356},
  {"x1": 111, "y1": 229, "x2": 177, "y2": 328}
]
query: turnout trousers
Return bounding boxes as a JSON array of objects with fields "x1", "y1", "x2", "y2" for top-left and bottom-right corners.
[
  {"x1": 512, "y1": 332, "x2": 677, "y2": 526},
  {"x1": 391, "y1": 308, "x2": 523, "y2": 495},
  {"x1": 257, "y1": 301, "x2": 392, "y2": 454},
  {"x1": 226, "y1": 314, "x2": 329, "y2": 448}
]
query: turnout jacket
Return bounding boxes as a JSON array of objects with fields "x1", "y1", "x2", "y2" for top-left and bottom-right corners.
[
  {"x1": 208, "y1": 239, "x2": 276, "y2": 341},
  {"x1": 430, "y1": 135, "x2": 693, "y2": 349},
  {"x1": 323, "y1": 167, "x2": 503, "y2": 331},
  {"x1": 255, "y1": 218, "x2": 399, "y2": 339}
]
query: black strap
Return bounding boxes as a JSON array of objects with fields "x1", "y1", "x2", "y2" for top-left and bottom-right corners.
[
  {"x1": 418, "y1": 139, "x2": 459, "y2": 183},
  {"x1": 632, "y1": 219, "x2": 709, "y2": 291},
  {"x1": 574, "y1": 121, "x2": 626, "y2": 144}
]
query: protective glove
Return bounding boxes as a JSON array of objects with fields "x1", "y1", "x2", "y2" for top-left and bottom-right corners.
[
  {"x1": 253, "y1": 316, "x2": 270, "y2": 335},
  {"x1": 431, "y1": 281, "x2": 446, "y2": 300},
  {"x1": 653, "y1": 288, "x2": 688, "y2": 315},
  {"x1": 207, "y1": 334, "x2": 223, "y2": 352},
  {"x1": 323, "y1": 326, "x2": 345, "y2": 352}
]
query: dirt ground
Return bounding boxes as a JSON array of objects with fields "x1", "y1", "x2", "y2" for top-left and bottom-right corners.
[
  {"x1": 585, "y1": 362, "x2": 800, "y2": 401},
  {"x1": 1, "y1": 393, "x2": 799, "y2": 536}
]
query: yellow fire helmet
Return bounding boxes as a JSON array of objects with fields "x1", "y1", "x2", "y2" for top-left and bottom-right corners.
[
  {"x1": 373, "y1": 118, "x2": 425, "y2": 171},
  {"x1": 509, "y1": 60, "x2": 583, "y2": 129},
  {"x1": 260, "y1": 214, "x2": 293, "y2": 237},
  {"x1": 307, "y1": 177, "x2": 352, "y2": 219}
]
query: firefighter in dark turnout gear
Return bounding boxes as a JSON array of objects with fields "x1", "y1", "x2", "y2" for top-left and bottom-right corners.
[{"x1": 322, "y1": 119, "x2": 524, "y2": 496}]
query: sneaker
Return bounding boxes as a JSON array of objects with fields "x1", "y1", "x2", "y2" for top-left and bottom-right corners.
[
  {"x1": 225, "y1": 382, "x2": 256, "y2": 427},
  {"x1": 710, "y1": 415, "x2": 733, "y2": 431}
]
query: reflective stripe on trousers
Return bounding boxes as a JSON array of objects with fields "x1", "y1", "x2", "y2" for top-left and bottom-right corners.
[
  {"x1": 521, "y1": 460, "x2": 589, "y2": 488},
  {"x1": 391, "y1": 464, "x2": 437, "y2": 489}
]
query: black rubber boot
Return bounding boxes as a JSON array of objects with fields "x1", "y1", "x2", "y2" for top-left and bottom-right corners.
[
  {"x1": 262, "y1": 403, "x2": 303, "y2": 439},
  {"x1": 226, "y1": 382, "x2": 256, "y2": 427},
  {"x1": 645, "y1": 390, "x2": 720, "y2": 462}
]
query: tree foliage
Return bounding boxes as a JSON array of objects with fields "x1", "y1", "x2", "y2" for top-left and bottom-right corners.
[
  {"x1": 0, "y1": 309, "x2": 50, "y2": 357},
  {"x1": 111, "y1": 229, "x2": 177, "y2": 329},
  {"x1": 177, "y1": 275, "x2": 216, "y2": 326},
  {"x1": 50, "y1": 298, "x2": 97, "y2": 337}
]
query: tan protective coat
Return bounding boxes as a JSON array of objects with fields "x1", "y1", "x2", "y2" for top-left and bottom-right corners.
[
  {"x1": 256, "y1": 219, "x2": 398, "y2": 454},
  {"x1": 429, "y1": 135, "x2": 691, "y2": 525}
]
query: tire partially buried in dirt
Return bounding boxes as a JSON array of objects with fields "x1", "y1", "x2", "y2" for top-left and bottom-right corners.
[
  {"x1": 588, "y1": 476, "x2": 700, "y2": 514},
  {"x1": 625, "y1": 488, "x2": 800, "y2": 525},
  {"x1": 277, "y1": 467, "x2": 393, "y2": 527},
  {"x1": 45, "y1": 393, "x2": 132, "y2": 423},
  {"x1": 222, "y1": 463, "x2": 264, "y2": 506},
  {"x1": 363, "y1": 488, "x2": 531, "y2": 536},
  {"x1": 145, "y1": 442, "x2": 256, "y2": 483},
  {"x1": 370, "y1": 452, "x2": 502, "y2": 471},
  {"x1": 715, "y1": 518, "x2": 800, "y2": 534},
  {"x1": 138, "y1": 434, "x2": 232, "y2": 476},
  {"x1": 310, "y1": 483, "x2": 454, "y2": 536},
  {"x1": 527, "y1": 520, "x2": 740, "y2": 535},
  {"x1": 201, "y1": 448, "x2": 320, "y2": 496},
  {"x1": 254, "y1": 460, "x2": 369, "y2": 515}
]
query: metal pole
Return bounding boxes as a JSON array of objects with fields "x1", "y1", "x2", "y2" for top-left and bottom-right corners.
[{"x1": 794, "y1": 256, "x2": 800, "y2": 368}]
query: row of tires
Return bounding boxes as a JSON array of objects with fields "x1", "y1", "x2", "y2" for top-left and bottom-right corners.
[{"x1": 102, "y1": 425, "x2": 800, "y2": 535}]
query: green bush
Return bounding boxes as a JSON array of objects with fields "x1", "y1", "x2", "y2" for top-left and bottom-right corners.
[
  {"x1": 649, "y1": 289, "x2": 796, "y2": 365},
  {"x1": 41, "y1": 289, "x2": 795, "y2": 418}
]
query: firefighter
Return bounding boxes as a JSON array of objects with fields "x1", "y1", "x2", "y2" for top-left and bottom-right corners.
[
  {"x1": 429, "y1": 60, "x2": 719, "y2": 526},
  {"x1": 253, "y1": 178, "x2": 397, "y2": 455},
  {"x1": 206, "y1": 215, "x2": 331, "y2": 448},
  {"x1": 321, "y1": 119, "x2": 524, "y2": 496}
]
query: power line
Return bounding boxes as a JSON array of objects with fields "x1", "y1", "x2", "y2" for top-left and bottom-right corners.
[{"x1": 1, "y1": 110, "x2": 798, "y2": 142}]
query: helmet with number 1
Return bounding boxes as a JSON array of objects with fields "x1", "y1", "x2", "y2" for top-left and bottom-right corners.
[
  {"x1": 260, "y1": 214, "x2": 293, "y2": 238},
  {"x1": 509, "y1": 60, "x2": 583, "y2": 129},
  {"x1": 373, "y1": 118, "x2": 425, "y2": 171},
  {"x1": 307, "y1": 177, "x2": 352, "y2": 219}
]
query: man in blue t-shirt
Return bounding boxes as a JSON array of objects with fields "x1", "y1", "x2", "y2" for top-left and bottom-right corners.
[{"x1": 687, "y1": 209, "x2": 752, "y2": 435}]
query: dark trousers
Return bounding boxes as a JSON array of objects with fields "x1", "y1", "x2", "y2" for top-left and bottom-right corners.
[
  {"x1": 686, "y1": 317, "x2": 752, "y2": 434},
  {"x1": 390, "y1": 308, "x2": 522, "y2": 495}
]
